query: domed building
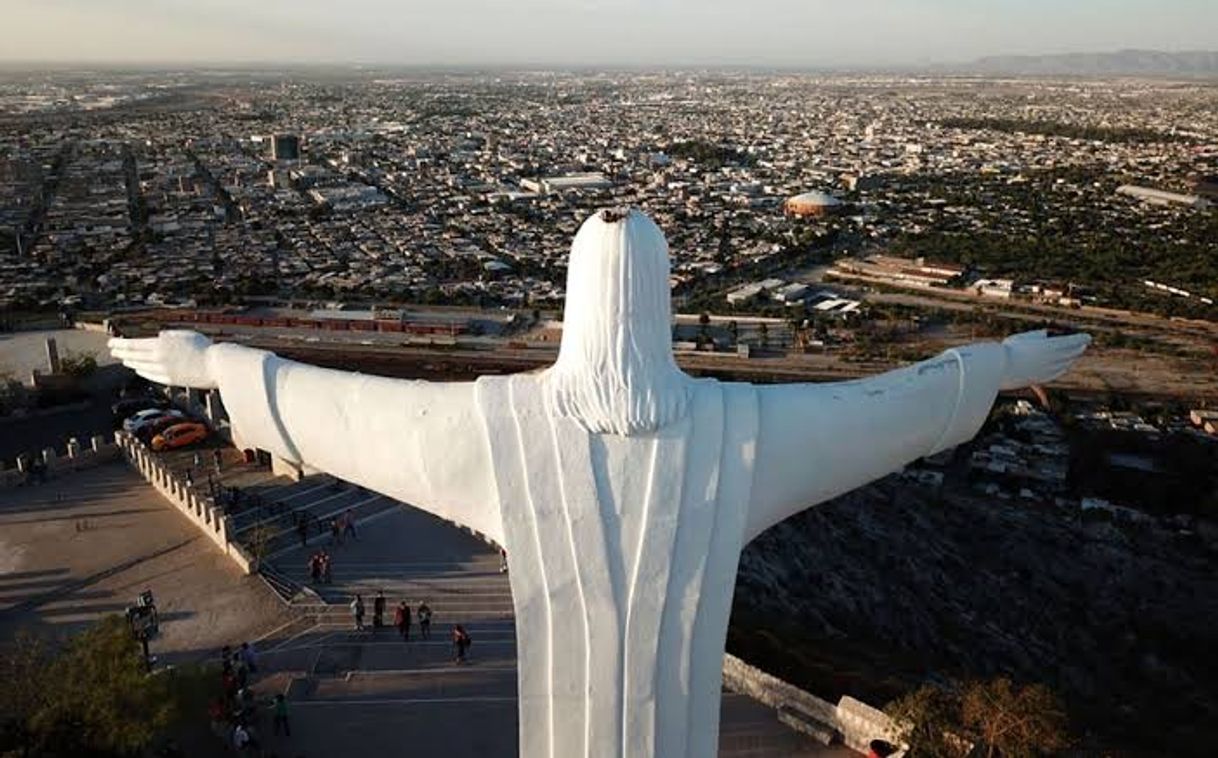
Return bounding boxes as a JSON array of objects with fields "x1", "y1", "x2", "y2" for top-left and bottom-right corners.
[{"x1": 784, "y1": 190, "x2": 843, "y2": 218}]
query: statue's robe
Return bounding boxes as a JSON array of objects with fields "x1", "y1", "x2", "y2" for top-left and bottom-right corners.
[{"x1": 476, "y1": 374, "x2": 758, "y2": 758}]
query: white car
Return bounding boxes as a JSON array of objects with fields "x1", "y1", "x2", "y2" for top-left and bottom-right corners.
[{"x1": 123, "y1": 408, "x2": 185, "y2": 436}]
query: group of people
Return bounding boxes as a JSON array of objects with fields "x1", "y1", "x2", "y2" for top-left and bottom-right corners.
[
  {"x1": 293, "y1": 507, "x2": 359, "y2": 551},
  {"x1": 207, "y1": 641, "x2": 292, "y2": 755},
  {"x1": 306, "y1": 549, "x2": 333, "y2": 584},
  {"x1": 350, "y1": 592, "x2": 467, "y2": 659},
  {"x1": 329, "y1": 509, "x2": 358, "y2": 545}
]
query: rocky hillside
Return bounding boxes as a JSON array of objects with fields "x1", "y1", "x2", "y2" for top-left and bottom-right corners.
[{"x1": 729, "y1": 479, "x2": 1218, "y2": 755}]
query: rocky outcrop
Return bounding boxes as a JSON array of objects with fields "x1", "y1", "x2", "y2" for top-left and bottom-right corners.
[{"x1": 731, "y1": 478, "x2": 1218, "y2": 755}]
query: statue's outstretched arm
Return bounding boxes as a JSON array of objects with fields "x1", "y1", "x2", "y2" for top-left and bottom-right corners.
[
  {"x1": 109, "y1": 331, "x2": 502, "y2": 543},
  {"x1": 743, "y1": 331, "x2": 1089, "y2": 543}
]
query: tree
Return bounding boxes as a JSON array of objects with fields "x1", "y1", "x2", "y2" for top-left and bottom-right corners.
[
  {"x1": 59, "y1": 351, "x2": 98, "y2": 379},
  {"x1": 886, "y1": 678, "x2": 1069, "y2": 758},
  {"x1": 886, "y1": 684, "x2": 966, "y2": 758},
  {"x1": 0, "y1": 616, "x2": 211, "y2": 757},
  {"x1": 961, "y1": 678, "x2": 1068, "y2": 758},
  {"x1": 247, "y1": 523, "x2": 276, "y2": 563}
]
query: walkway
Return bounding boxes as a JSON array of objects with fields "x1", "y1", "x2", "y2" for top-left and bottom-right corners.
[
  {"x1": 142, "y1": 442, "x2": 852, "y2": 755},
  {"x1": 252, "y1": 503, "x2": 850, "y2": 756}
]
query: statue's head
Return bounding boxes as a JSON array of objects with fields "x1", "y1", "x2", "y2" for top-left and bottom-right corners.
[{"x1": 546, "y1": 208, "x2": 690, "y2": 436}]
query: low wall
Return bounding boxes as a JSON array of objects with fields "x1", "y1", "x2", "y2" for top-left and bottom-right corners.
[
  {"x1": 114, "y1": 431, "x2": 257, "y2": 575},
  {"x1": 722, "y1": 653, "x2": 906, "y2": 755},
  {"x1": 1, "y1": 434, "x2": 120, "y2": 489}
]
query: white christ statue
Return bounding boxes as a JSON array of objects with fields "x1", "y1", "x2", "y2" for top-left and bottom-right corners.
[{"x1": 110, "y1": 208, "x2": 1089, "y2": 758}]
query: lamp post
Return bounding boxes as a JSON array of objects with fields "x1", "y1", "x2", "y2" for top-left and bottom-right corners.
[{"x1": 126, "y1": 589, "x2": 159, "y2": 672}]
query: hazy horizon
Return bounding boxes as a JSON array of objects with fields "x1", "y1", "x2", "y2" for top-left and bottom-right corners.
[{"x1": 7, "y1": 1, "x2": 1218, "y2": 69}]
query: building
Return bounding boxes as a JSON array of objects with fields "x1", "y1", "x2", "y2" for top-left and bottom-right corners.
[
  {"x1": 520, "y1": 173, "x2": 613, "y2": 195},
  {"x1": 784, "y1": 191, "x2": 843, "y2": 218},
  {"x1": 833, "y1": 255, "x2": 966, "y2": 288},
  {"x1": 1116, "y1": 185, "x2": 1210, "y2": 209},
  {"x1": 725, "y1": 278, "x2": 785, "y2": 305},
  {"x1": 974, "y1": 278, "x2": 1015, "y2": 299},
  {"x1": 270, "y1": 134, "x2": 301, "y2": 162}
]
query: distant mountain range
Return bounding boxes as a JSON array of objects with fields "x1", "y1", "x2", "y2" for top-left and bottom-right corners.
[{"x1": 960, "y1": 49, "x2": 1218, "y2": 77}]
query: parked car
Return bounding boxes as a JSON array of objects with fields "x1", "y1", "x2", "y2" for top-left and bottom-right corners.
[
  {"x1": 139, "y1": 412, "x2": 199, "y2": 442},
  {"x1": 111, "y1": 396, "x2": 169, "y2": 424},
  {"x1": 123, "y1": 408, "x2": 185, "y2": 436},
  {"x1": 151, "y1": 422, "x2": 209, "y2": 452}
]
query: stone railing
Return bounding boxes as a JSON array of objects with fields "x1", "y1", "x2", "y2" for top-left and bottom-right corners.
[
  {"x1": 722, "y1": 653, "x2": 907, "y2": 756},
  {"x1": 114, "y1": 430, "x2": 258, "y2": 575},
  {"x1": 1, "y1": 434, "x2": 120, "y2": 489}
]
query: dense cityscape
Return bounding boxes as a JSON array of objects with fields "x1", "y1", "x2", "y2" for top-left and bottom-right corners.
[
  {"x1": 2, "y1": 70, "x2": 1216, "y2": 318},
  {"x1": 2, "y1": 62, "x2": 1217, "y2": 758}
]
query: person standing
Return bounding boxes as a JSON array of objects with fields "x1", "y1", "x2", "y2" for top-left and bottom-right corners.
[
  {"x1": 308, "y1": 552, "x2": 321, "y2": 584},
  {"x1": 239, "y1": 641, "x2": 258, "y2": 674},
  {"x1": 499, "y1": 548, "x2": 508, "y2": 573},
  {"x1": 351, "y1": 594, "x2": 365, "y2": 631},
  {"x1": 296, "y1": 515, "x2": 308, "y2": 548},
  {"x1": 212, "y1": 448, "x2": 222, "y2": 473},
  {"x1": 271, "y1": 693, "x2": 290, "y2": 737},
  {"x1": 343, "y1": 508, "x2": 358, "y2": 541},
  {"x1": 417, "y1": 601, "x2": 432, "y2": 640},
  {"x1": 330, "y1": 517, "x2": 342, "y2": 546},
  {"x1": 372, "y1": 590, "x2": 385, "y2": 631},
  {"x1": 192, "y1": 451, "x2": 202, "y2": 469},
  {"x1": 320, "y1": 550, "x2": 332, "y2": 584}
]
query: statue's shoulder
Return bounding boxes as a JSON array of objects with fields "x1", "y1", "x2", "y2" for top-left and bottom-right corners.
[
  {"x1": 473, "y1": 372, "x2": 544, "y2": 414},
  {"x1": 474, "y1": 373, "x2": 541, "y2": 391}
]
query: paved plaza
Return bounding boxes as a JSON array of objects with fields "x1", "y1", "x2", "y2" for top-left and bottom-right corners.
[
  {"x1": 2, "y1": 449, "x2": 854, "y2": 756},
  {"x1": 0, "y1": 462, "x2": 289, "y2": 660}
]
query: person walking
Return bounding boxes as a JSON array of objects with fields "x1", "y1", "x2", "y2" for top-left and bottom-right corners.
[
  {"x1": 394, "y1": 601, "x2": 409, "y2": 641},
  {"x1": 452, "y1": 624, "x2": 471, "y2": 664},
  {"x1": 343, "y1": 508, "x2": 358, "y2": 541},
  {"x1": 373, "y1": 590, "x2": 386, "y2": 631},
  {"x1": 212, "y1": 448, "x2": 222, "y2": 473},
  {"x1": 320, "y1": 550, "x2": 332, "y2": 584},
  {"x1": 499, "y1": 548, "x2": 509, "y2": 573},
  {"x1": 231, "y1": 723, "x2": 250, "y2": 753},
  {"x1": 308, "y1": 552, "x2": 321, "y2": 584},
  {"x1": 330, "y1": 517, "x2": 342, "y2": 546},
  {"x1": 351, "y1": 594, "x2": 365, "y2": 631},
  {"x1": 417, "y1": 601, "x2": 432, "y2": 640},
  {"x1": 184, "y1": 468, "x2": 194, "y2": 487},
  {"x1": 192, "y1": 451, "x2": 202, "y2": 469},
  {"x1": 296, "y1": 515, "x2": 308, "y2": 548},
  {"x1": 271, "y1": 693, "x2": 290, "y2": 737}
]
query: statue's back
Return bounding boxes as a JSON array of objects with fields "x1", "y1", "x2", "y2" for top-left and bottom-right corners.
[{"x1": 475, "y1": 374, "x2": 759, "y2": 758}]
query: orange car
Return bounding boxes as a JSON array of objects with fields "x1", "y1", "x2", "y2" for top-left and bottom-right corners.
[{"x1": 151, "y1": 422, "x2": 209, "y2": 452}]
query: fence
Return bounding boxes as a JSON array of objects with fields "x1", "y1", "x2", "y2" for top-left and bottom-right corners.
[
  {"x1": 1, "y1": 434, "x2": 120, "y2": 489},
  {"x1": 721, "y1": 653, "x2": 907, "y2": 755},
  {"x1": 113, "y1": 430, "x2": 258, "y2": 575}
]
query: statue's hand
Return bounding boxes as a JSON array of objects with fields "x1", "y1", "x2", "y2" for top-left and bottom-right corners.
[
  {"x1": 999, "y1": 330, "x2": 1091, "y2": 391},
  {"x1": 108, "y1": 330, "x2": 218, "y2": 389}
]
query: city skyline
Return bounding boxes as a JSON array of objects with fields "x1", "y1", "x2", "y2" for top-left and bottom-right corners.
[{"x1": 6, "y1": 0, "x2": 1218, "y2": 68}]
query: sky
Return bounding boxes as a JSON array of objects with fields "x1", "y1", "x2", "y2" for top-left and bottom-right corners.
[{"x1": 5, "y1": 0, "x2": 1217, "y2": 68}]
